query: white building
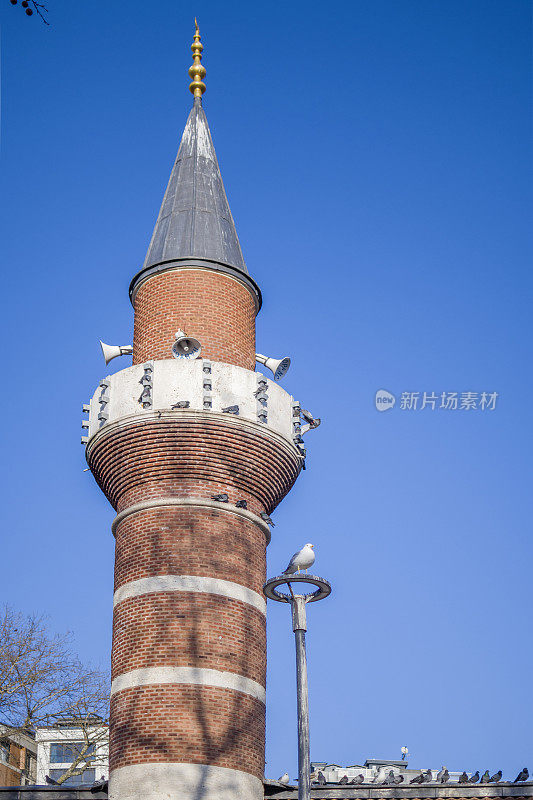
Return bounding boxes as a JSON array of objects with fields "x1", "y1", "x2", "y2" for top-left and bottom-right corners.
[{"x1": 35, "y1": 721, "x2": 108, "y2": 786}]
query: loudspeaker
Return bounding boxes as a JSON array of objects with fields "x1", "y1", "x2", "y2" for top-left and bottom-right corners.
[
  {"x1": 100, "y1": 341, "x2": 133, "y2": 365},
  {"x1": 172, "y1": 330, "x2": 202, "y2": 360},
  {"x1": 255, "y1": 353, "x2": 291, "y2": 381}
]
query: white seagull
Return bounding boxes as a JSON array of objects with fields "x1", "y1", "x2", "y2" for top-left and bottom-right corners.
[
  {"x1": 278, "y1": 773, "x2": 290, "y2": 784},
  {"x1": 283, "y1": 543, "x2": 315, "y2": 575}
]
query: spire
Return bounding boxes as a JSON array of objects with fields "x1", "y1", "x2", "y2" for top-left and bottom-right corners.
[
  {"x1": 189, "y1": 19, "x2": 206, "y2": 98},
  {"x1": 130, "y1": 21, "x2": 261, "y2": 308}
]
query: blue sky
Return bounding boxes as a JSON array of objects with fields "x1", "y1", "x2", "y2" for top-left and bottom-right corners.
[{"x1": 1, "y1": 0, "x2": 532, "y2": 783}]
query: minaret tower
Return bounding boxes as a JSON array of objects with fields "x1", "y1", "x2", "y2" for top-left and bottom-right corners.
[{"x1": 83, "y1": 23, "x2": 316, "y2": 800}]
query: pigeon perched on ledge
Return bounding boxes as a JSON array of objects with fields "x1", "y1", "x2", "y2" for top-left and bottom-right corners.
[
  {"x1": 437, "y1": 767, "x2": 449, "y2": 783},
  {"x1": 350, "y1": 774, "x2": 364, "y2": 785},
  {"x1": 514, "y1": 768, "x2": 529, "y2": 783},
  {"x1": 317, "y1": 772, "x2": 326, "y2": 785},
  {"x1": 261, "y1": 512, "x2": 275, "y2": 527},
  {"x1": 211, "y1": 493, "x2": 229, "y2": 502},
  {"x1": 222, "y1": 404, "x2": 239, "y2": 415},
  {"x1": 300, "y1": 408, "x2": 321, "y2": 429},
  {"x1": 480, "y1": 771, "x2": 491, "y2": 783},
  {"x1": 458, "y1": 772, "x2": 469, "y2": 783},
  {"x1": 489, "y1": 771, "x2": 502, "y2": 783},
  {"x1": 468, "y1": 771, "x2": 480, "y2": 784},
  {"x1": 278, "y1": 773, "x2": 289, "y2": 784},
  {"x1": 235, "y1": 500, "x2": 247, "y2": 509},
  {"x1": 410, "y1": 770, "x2": 432, "y2": 784},
  {"x1": 339, "y1": 775, "x2": 349, "y2": 785}
]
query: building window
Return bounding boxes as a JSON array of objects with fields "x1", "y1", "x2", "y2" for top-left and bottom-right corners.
[
  {"x1": 49, "y1": 742, "x2": 95, "y2": 763},
  {"x1": 25, "y1": 751, "x2": 34, "y2": 775},
  {"x1": 48, "y1": 768, "x2": 96, "y2": 786},
  {"x1": 0, "y1": 739, "x2": 9, "y2": 764}
]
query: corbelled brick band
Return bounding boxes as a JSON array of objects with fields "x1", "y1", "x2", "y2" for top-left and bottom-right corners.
[
  {"x1": 87, "y1": 412, "x2": 301, "y2": 514},
  {"x1": 132, "y1": 269, "x2": 257, "y2": 368},
  {"x1": 87, "y1": 411, "x2": 300, "y2": 800}
]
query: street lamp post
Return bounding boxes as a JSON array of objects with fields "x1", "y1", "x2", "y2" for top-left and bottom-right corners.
[{"x1": 264, "y1": 573, "x2": 331, "y2": 800}]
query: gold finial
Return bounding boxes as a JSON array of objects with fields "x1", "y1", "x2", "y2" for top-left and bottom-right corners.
[{"x1": 189, "y1": 18, "x2": 206, "y2": 98}]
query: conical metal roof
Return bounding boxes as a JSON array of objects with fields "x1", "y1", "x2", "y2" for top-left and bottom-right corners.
[
  {"x1": 143, "y1": 96, "x2": 247, "y2": 273},
  {"x1": 130, "y1": 96, "x2": 260, "y2": 308}
]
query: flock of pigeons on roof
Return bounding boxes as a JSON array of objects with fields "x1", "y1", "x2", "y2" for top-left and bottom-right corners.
[{"x1": 277, "y1": 767, "x2": 530, "y2": 786}]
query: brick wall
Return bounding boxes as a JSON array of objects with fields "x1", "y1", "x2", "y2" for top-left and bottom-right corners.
[
  {"x1": 0, "y1": 742, "x2": 23, "y2": 787},
  {"x1": 110, "y1": 685, "x2": 265, "y2": 777},
  {"x1": 113, "y1": 507, "x2": 266, "y2": 594},
  {"x1": 132, "y1": 269, "x2": 257, "y2": 369}
]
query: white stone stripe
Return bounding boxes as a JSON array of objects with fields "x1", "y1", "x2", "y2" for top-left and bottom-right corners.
[
  {"x1": 113, "y1": 574, "x2": 266, "y2": 614},
  {"x1": 110, "y1": 666, "x2": 266, "y2": 704},
  {"x1": 108, "y1": 761, "x2": 263, "y2": 800},
  {"x1": 111, "y1": 496, "x2": 271, "y2": 543}
]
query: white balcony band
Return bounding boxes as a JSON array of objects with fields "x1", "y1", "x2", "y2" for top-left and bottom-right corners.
[
  {"x1": 111, "y1": 496, "x2": 271, "y2": 543},
  {"x1": 113, "y1": 574, "x2": 266, "y2": 615},
  {"x1": 110, "y1": 666, "x2": 266, "y2": 704},
  {"x1": 108, "y1": 762, "x2": 263, "y2": 800}
]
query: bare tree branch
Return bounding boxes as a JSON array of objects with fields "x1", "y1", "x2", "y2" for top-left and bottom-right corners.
[
  {"x1": 0, "y1": 606, "x2": 109, "y2": 785},
  {"x1": 7, "y1": 0, "x2": 49, "y2": 25}
]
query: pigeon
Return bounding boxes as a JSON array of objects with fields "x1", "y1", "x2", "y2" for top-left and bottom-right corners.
[
  {"x1": 350, "y1": 774, "x2": 365, "y2": 785},
  {"x1": 45, "y1": 776, "x2": 60, "y2": 785},
  {"x1": 211, "y1": 493, "x2": 229, "y2": 502},
  {"x1": 480, "y1": 771, "x2": 491, "y2": 783},
  {"x1": 222, "y1": 404, "x2": 239, "y2": 415},
  {"x1": 260, "y1": 512, "x2": 275, "y2": 527},
  {"x1": 283, "y1": 543, "x2": 315, "y2": 574},
  {"x1": 410, "y1": 770, "x2": 432, "y2": 784},
  {"x1": 300, "y1": 408, "x2": 321, "y2": 429},
  {"x1": 373, "y1": 768, "x2": 390, "y2": 784},
  {"x1": 468, "y1": 771, "x2": 480, "y2": 784},
  {"x1": 317, "y1": 772, "x2": 326, "y2": 785},
  {"x1": 253, "y1": 383, "x2": 268, "y2": 397},
  {"x1": 514, "y1": 768, "x2": 529, "y2": 783},
  {"x1": 172, "y1": 400, "x2": 190, "y2": 409},
  {"x1": 90, "y1": 778, "x2": 108, "y2": 794},
  {"x1": 437, "y1": 767, "x2": 449, "y2": 783},
  {"x1": 393, "y1": 774, "x2": 405, "y2": 785},
  {"x1": 489, "y1": 771, "x2": 502, "y2": 783},
  {"x1": 384, "y1": 771, "x2": 396, "y2": 784},
  {"x1": 339, "y1": 775, "x2": 349, "y2": 785},
  {"x1": 235, "y1": 500, "x2": 247, "y2": 509},
  {"x1": 278, "y1": 773, "x2": 290, "y2": 784},
  {"x1": 459, "y1": 772, "x2": 469, "y2": 783}
]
